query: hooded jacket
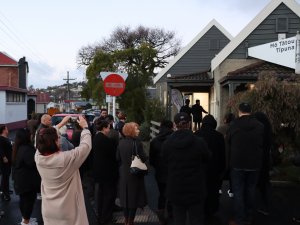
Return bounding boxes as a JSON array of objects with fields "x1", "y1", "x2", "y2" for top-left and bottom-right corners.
[
  {"x1": 227, "y1": 115, "x2": 264, "y2": 170},
  {"x1": 149, "y1": 127, "x2": 173, "y2": 182},
  {"x1": 162, "y1": 129, "x2": 211, "y2": 205}
]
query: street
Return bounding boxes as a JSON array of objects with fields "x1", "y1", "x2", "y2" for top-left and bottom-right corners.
[{"x1": 1, "y1": 168, "x2": 300, "y2": 225}]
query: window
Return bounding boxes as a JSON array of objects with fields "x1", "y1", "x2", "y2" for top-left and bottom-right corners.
[
  {"x1": 6, "y1": 91, "x2": 25, "y2": 102},
  {"x1": 276, "y1": 17, "x2": 288, "y2": 33},
  {"x1": 209, "y1": 39, "x2": 220, "y2": 50}
]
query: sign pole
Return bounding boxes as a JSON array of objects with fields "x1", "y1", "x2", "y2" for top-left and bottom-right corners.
[
  {"x1": 296, "y1": 31, "x2": 300, "y2": 74},
  {"x1": 112, "y1": 96, "x2": 116, "y2": 124}
]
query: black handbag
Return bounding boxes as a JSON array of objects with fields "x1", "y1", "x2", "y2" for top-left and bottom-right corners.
[{"x1": 130, "y1": 141, "x2": 148, "y2": 175}]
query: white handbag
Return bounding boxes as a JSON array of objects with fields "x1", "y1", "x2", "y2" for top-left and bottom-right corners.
[{"x1": 130, "y1": 141, "x2": 148, "y2": 175}]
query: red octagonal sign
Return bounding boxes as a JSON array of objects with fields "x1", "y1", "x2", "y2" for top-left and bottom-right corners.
[{"x1": 103, "y1": 73, "x2": 126, "y2": 96}]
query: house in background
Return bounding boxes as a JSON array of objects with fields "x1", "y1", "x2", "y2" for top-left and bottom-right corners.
[
  {"x1": 154, "y1": 0, "x2": 300, "y2": 123},
  {"x1": 211, "y1": 0, "x2": 300, "y2": 122},
  {"x1": 0, "y1": 52, "x2": 29, "y2": 130},
  {"x1": 27, "y1": 91, "x2": 51, "y2": 117},
  {"x1": 153, "y1": 19, "x2": 232, "y2": 118}
]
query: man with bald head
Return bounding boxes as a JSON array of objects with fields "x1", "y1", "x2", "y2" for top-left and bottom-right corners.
[{"x1": 34, "y1": 114, "x2": 70, "y2": 148}]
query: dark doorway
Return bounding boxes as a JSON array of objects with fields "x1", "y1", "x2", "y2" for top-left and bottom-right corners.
[{"x1": 27, "y1": 98, "x2": 35, "y2": 119}]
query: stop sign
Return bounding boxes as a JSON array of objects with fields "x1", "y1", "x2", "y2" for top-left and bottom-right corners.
[{"x1": 103, "y1": 73, "x2": 126, "y2": 96}]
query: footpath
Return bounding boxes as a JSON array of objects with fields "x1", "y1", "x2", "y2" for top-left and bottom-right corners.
[{"x1": 1, "y1": 130, "x2": 300, "y2": 224}]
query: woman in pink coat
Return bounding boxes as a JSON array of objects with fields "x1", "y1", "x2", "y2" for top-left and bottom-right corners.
[{"x1": 35, "y1": 116, "x2": 92, "y2": 225}]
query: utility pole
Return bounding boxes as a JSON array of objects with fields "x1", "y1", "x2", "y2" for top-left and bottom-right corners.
[{"x1": 63, "y1": 71, "x2": 76, "y2": 111}]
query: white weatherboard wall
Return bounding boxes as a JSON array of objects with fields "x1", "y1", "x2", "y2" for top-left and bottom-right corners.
[
  {"x1": 5, "y1": 103, "x2": 27, "y2": 123},
  {"x1": 0, "y1": 91, "x2": 6, "y2": 123}
]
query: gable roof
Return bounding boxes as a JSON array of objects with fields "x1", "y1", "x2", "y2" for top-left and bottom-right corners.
[
  {"x1": 211, "y1": 0, "x2": 300, "y2": 71},
  {"x1": 153, "y1": 19, "x2": 233, "y2": 84},
  {"x1": 0, "y1": 52, "x2": 17, "y2": 65}
]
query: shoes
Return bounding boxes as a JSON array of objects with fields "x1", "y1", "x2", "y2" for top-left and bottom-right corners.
[
  {"x1": 228, "y1": 220, "x2": 238, "y2": 225},
  {"x1": 227, "y1": 190, "x2": 234, "y2": 198},
  {"x1": 20, "y1": 218, "x2": 38, "y2": 225},
  {"x1": 257, "y1": 208, "x2": 270, "y2": 216},
  {"x1": 2, "y1": 194, "x2": 11, "y2": 201},
  {"x1": 36, "y1": 193, "x2": 42, "y2": 200},
  {"x1": 293, "y1": 217, "x2": 300, "y2": 223},
  {"x1": 20, "y1": 221, "x2": 38, "y2": 225},
  {"x1": 219, "y1": 189, "x2": 223, "y2": 194}
]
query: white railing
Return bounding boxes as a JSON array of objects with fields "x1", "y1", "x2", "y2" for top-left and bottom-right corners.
[{"x1": 150, "y1": 120, "x2": 160, "y2": 139}]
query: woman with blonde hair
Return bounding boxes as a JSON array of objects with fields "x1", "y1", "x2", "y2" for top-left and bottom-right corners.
[{"x1": 117, "y1": 122, "x2": 148, "y2": 225}]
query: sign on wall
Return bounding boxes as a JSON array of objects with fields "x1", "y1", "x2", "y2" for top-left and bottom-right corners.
[{"x1": 248, "y1": 36, "x2": 296, "y2": 69}]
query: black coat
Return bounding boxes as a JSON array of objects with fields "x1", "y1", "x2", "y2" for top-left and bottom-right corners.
[
  {"x1": 13, "y1": 144, "x2": 41, "y2": 194},
  {"x1": 0, "y1": 136, "x2": 12, "y2": 165},
  {"x1": 191, "y1": 104, "x2": 208, "y2": 122},
  {"x1": 92, "y1": 132, "x2": 118, "y2": 183},
  {"x1": 117, "y1": 137, "x2": 147, "y2": 208},
  {"x1": 149, "y1": 128, "x2": 173, "y2": 183},
  {"x1": 162, "y1": 129, "x2": 211, "y2": 205},
  {"x1": 227, "y1": 115, "x2": 264, "y2": 170},
  {"x1": 194, "y1": 123, "x2": 226, "y2": 215}
]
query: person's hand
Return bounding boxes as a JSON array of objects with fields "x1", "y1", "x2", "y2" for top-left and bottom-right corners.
[
  {"x1": 77, "y1": 115, "x2": 88, "y2": 129},
  {"x1": 3, "y1": 156, "x2": 8, "y2": 163},
  {"x1": 61, "y1": 115, "x2": 71, "y2": 125}
]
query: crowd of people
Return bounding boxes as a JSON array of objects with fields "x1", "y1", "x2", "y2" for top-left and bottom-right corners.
[{"x1": 0, "y1": 102, "x2": 299, "y2": 225}]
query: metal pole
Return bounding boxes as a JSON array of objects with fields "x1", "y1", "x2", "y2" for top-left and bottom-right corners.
[{"x1": 113, "y1": 96, "x2": 116, "y2": 123}]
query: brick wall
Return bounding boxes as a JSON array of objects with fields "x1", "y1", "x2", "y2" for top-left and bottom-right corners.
[{"x1": 0, "y1": 67, "x2": 18, "y2": 87}]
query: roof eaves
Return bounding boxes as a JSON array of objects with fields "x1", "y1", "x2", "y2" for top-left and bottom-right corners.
[
  {"x1": 153, "y1": 19, "x2": 233, "y2": 84},
  {"x1": 211, "y1": 0, "x2": 300, "y2": 71}
]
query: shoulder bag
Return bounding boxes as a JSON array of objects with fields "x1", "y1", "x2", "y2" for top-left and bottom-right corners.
[{"x1": 130, "y1": 141, "x2": 148, "y2": 175}]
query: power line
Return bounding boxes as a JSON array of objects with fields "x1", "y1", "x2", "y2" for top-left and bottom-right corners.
[{"x1": 0, "y1": 10, "x2": 48, "y2": 63}]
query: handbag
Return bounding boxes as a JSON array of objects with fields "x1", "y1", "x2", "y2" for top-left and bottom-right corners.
[{"x1": 130, "y1": 141, "x2": 148, "y2": 175}]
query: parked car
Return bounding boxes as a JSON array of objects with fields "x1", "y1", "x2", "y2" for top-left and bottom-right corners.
[{"x1": 51, "y1": 113, "x2": 81, "y2": 140}]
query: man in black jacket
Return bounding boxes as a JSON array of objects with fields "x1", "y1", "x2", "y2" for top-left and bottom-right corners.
[
  {"x1": 0, "y1": 124, "x2": 12, "y2": 202},
  {"x1": 162, "y1": 112, "x2": 211, "y2": 225},
  {"x1": 227, "y1": 103, "x2": 264, "y2": 225},
  {"x1": 149, "y1": 119, "x2": 174, "y2": 224}
]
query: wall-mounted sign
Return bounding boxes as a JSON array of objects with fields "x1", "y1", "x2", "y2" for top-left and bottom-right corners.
[{"x1": 248, "y1": 36, "x2": 296, "y2": 69}]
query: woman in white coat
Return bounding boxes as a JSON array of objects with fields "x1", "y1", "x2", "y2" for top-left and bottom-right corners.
[{"x1": 35, "y1": 116, "x2": 91, "y2": 225}]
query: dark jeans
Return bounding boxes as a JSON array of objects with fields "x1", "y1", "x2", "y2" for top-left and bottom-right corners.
[
  {"x1": 172, "y1": 202, "x2": 204, "y2": 225},
  {"x1": 0, "y1": 163, "x2": 11, "y2": 196},
  {"x1": 96, "y1": 181, "x2": 117, "y2": 223},
  {"x1": 193, "y1": 122, "x2": 201, "y2": 131},
  {"x1": 157, "y1": 181, "x2": 167, "y2": 210},
  {"x1": 231, "y1": 168, "x2": 260, "y2": 225},
  {"x1": 19, "y1": 191, "x2": 37, "y2": 220},
  {"x1": 123, "y1": 208, "x2": 137, "y2": 220}
]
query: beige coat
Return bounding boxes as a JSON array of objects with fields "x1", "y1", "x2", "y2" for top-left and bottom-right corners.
[{"x1": 35, "y1": 129, "x2": 92, "y2": 225}]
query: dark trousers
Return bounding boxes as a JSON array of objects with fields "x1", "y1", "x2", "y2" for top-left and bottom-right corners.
[
  {"x1": 231, "y1": 168, "x2": 259, "y2": 225},
  {"x1": 0, "y1": 163, "x2": 11, "y2": 196},
  {"x1": 157, "y1": 181, "x2": 167, "y2": 210},
  {"x1": 257, "y1": 169, "x2": 271, "y2": 211},
  {"x1": 172, "y1": 202, "x2": 204, "y2": 225},
  {"x1": 19, "y1": 191, "x2": 37, "y2": 220},
  {"x1": 96, "y1": 181, "x2": 117, "y2": 223},
  {"x1": 193, "y1": 122, "x2": 201, "y2": 131},
  {"x1": 123, "y1": 208, "x2": 137, "y2": 220}
]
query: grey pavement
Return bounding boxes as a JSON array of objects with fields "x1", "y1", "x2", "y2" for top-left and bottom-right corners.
[{"x1": 1, "y1": 169, "x2": 300, "y2": 225}]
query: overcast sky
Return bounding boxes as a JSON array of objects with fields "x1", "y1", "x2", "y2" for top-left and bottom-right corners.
[{"x1": 1, "y1": 0, "x2": 299, "y2": 88}]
